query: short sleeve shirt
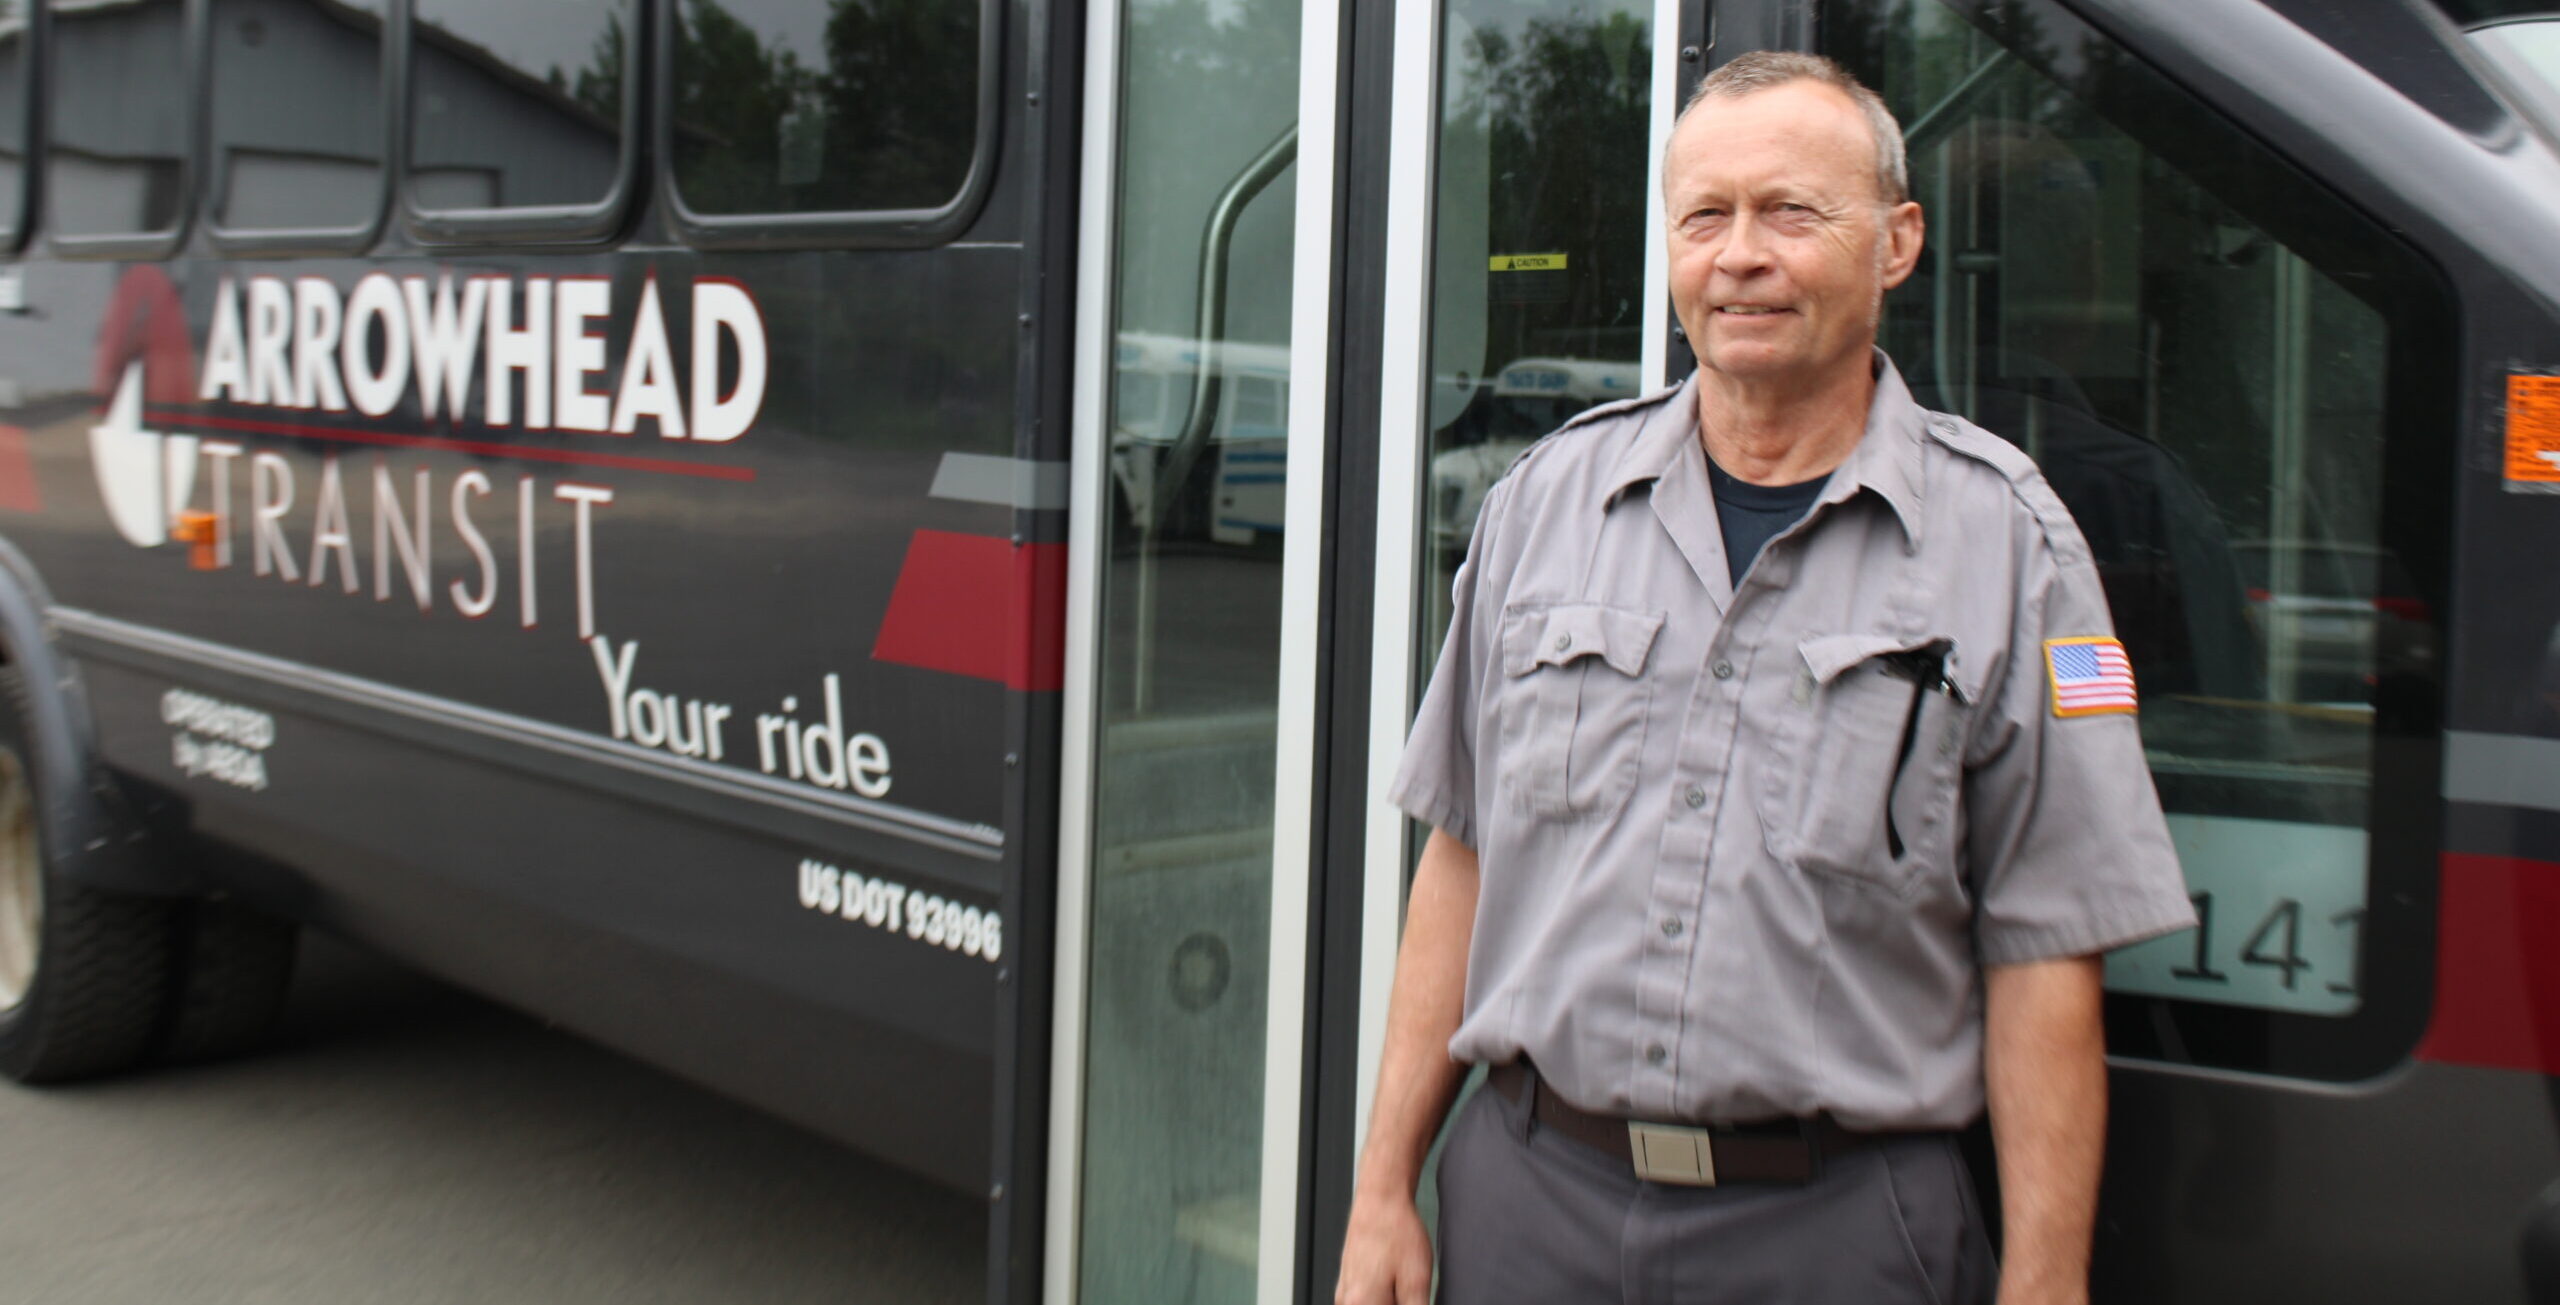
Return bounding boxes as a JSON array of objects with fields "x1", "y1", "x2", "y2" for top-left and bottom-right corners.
[{"x1": 1388, "y1": 351, "x2": 2197, "y2": 1131}]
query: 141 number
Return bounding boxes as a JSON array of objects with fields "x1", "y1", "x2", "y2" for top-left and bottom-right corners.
[{"x1": 2170, "y1": 892, "x2": 2362, "y2": 997}]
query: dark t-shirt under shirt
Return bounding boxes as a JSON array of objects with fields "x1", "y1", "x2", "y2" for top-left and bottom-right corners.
[{"x1": 1706, "y1": 454, "x2": 1829, "y2": 584}]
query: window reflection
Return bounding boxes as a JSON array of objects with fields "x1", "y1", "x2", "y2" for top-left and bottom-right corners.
[
  {"x1": 410, "y1": 0, "x2": 626, "y2": 210},
  {"x1": 1833, "y1": 0, "x2": 2435, "y2": 1023},
  {"x1": 1418, "y1": 0, "x2": 1653, "y2": 660},
  {"x1": 1078, "y1": 0, "x2": 1303, "y2": 1297},
  {"x1": 50, "y1": 0, "x2": 189, "y2": 237},
  {"x1": 669, "y1": 0, "x2": 980, "y2": 217},
  {"x1": 0, "y1": 2, "x2": 24, "y2": 239},
  {"x1": 210, "y1": 0, "x2": 386, "y2": 232}
]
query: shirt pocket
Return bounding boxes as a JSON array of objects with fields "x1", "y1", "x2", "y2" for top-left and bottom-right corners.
[
  {"x1": 1494, "y1": 602, "x2": 1665, "y2": 822},
  {"x1": 1761, "y1": 632, "x2": 1970, "y2": 897}
]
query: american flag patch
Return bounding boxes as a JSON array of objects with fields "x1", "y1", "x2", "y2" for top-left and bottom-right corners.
[{"x1": 2046, "y1": 637, "x2": 2138, "y2": 717}]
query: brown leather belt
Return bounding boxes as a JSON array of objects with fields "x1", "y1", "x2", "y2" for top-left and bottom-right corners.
[{"x1": 1487, "y1": 1061, "x2": 1908, "y2": 1186}]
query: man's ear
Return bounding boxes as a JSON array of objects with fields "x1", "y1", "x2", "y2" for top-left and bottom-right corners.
[{"x1": 1879, "y1": 201, "x2": 1926, "y2": 291}]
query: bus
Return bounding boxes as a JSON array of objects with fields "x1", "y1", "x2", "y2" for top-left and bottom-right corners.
[{"x1": 0, "y1": 0, "x2": 2556, "y2": 1301}]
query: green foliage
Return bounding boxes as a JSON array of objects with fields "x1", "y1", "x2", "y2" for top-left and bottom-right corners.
[
  {"x1": 1455, "y1": 7, "x2": 1653, "y2": 359},
  {"x1": 670, "y1": 0, "x2": 977, "y2": 216}
]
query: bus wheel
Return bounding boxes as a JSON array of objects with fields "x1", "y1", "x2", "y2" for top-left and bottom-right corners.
[
  {"x1": 0, "y1": 670, "x2": 174, "y2": 1083},
  {"x1": 156, "y1": 899, "x2": 297, "y2": 1064}
]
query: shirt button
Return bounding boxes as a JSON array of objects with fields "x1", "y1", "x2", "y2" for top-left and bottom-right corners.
[
  {"x1": 1645, "y1": 1044, "x2": 1668, "y2": 1066},
  {"x1": 1661, "y1": 917, "x2": 1684, "y2": 939},
  {"x1": 1711, "y1": 659, "x2": 1734, "y2": 680},
  {"x1": 1683, "y1": 785, "x2": 1706, "y2": 809},
  {"x1": 1554, "y1": 633, "x2": 1573, "y2": 653}
]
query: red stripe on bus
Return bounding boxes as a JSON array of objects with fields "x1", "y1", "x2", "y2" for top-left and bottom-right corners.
[
  {"x1": 95, "y1": 265, "x2": 196, "y2": 404},
  {"x1": 2418, "y1": 852, "x2": 2560, "y2": 1073},
  {"x1": 0, "y1": 425, "x2": 40, "y2": 512},
  {"x1": 870, "y1": 529, "x2": 1066, "y2": 692},
  {"x1": 140, "y1": 408, "x2": 757, "y2": 483}
]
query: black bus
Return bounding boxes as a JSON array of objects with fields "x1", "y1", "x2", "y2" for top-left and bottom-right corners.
[{"x1": 1, "y1": 0, "x2": 2558, "y2": 1301}]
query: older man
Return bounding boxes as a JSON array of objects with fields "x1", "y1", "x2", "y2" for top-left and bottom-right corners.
[{"x1": 1335, "y1": 51, "x2": 2197, "y2": 1305}]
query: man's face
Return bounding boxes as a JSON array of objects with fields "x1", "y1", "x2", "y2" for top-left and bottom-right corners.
[{"x1": 1663, "y1": 81, "x2": 1924, "y2": 390}]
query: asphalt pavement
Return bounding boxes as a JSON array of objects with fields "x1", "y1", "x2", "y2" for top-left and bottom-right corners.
[{"x1": 0, "y1": 935, "x2": 983, "y2": 1305}]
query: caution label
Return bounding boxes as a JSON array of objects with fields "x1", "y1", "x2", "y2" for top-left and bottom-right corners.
[
  {"x1": 1489, "y1": 253, "x2": 1568, "y2": 273},
  {"x1": 2506, "y1": 373, "x2": 2560, "y2": 484}
]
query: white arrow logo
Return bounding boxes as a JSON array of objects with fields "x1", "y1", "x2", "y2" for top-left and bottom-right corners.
[{"x1": 87, "y1": 360, "x2": 197, "y2": 548}]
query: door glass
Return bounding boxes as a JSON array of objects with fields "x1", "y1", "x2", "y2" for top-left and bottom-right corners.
[
  {"x1": 1399, "y1": 0, "x2": 1653, "y2": 1235},
  {"x1": 1076, "y1": 0, "x2": 1303, "y2": 1299},
  {"x1": 1827, "y1": 0, "x2": 2451, "y2": 1068},
  {"x1": 1417, "y1": 0, "x2": 1654, "y2": 665}
]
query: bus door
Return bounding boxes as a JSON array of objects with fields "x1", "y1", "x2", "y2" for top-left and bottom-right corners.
[
  {"x1": 1047, "y1": 0, "x2": 1345, "y2": 1302},
  {"x1": 1346, "y1": 0, "x2": 2496, "y2": 1301},
  {"x1": 1335, "y1": 0, "x2": 1683, "y2": 1283}
]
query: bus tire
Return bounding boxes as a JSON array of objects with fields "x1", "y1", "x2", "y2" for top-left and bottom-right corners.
[
  {"x1": 0, "y1": 669, "x2": 174, "y2": 1083},
  {"x1": 155, "y1": 899, "x2": 297, "y2": 1064}
]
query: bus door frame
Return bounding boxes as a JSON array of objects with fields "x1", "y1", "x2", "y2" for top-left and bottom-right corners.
[{"x1": 1044, "y1": 0, "x2": 1350, "y2": 1302}]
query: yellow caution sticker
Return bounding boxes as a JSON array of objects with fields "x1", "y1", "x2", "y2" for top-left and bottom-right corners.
[
  {"x1": 2507, "y1": 373, "x2": 2560, "y2": 484},
  {"x1": 1488, "y1": 253, "x2": 1568, "y2": 273}
]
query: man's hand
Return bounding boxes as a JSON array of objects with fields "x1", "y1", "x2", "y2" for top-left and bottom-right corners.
[
  {"x1": 1335, "y1": 1188, "x2": 1435, "y2": 1305},
  {"x1": 1333, "y1": 829, "x2": 1480, "y2": 1305},
  {"x1": 1985, "y1": 955, "x2": 2107, "y2": 1305}
]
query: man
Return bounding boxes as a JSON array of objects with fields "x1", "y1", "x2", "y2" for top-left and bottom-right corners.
[{"x1": 1336, "y1": 52, "x2": 2197, "y2": 1305}]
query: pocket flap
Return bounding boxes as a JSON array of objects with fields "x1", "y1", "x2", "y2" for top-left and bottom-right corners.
[
  {"x1": 1798, "y1": 632, "x2": 1945, "y2": 687},
  {"x1": 1502, "y1": 603, "x2": 1666, "y2": 678}
]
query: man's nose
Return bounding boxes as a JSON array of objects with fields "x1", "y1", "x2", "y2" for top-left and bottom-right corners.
[{"x1": 1713, "y1": 213, "x2": 1775, "y2": 278}]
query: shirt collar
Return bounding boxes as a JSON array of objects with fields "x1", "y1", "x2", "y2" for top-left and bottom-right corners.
[{"x1": 1600, "y1": 348, "x2": 1930, "y2": 551}]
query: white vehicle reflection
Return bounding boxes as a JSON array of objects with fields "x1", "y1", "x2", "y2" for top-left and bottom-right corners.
[
  {"x1": 1109, "y1": 331, "x2": 1291, "y2": 547},
  {"x1": 1429, "y1": 356, "x2": 1644, "y2": 556},
  {"x1": 2232, "y1": 539, "x2": 2434, "y2": 706}
]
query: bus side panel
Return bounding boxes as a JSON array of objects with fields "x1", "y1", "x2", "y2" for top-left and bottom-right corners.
[{"x1": 0, "y1": 240, "x2": 1029, "y2": 1190}]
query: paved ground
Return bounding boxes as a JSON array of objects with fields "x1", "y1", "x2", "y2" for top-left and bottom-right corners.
[{"x1": 0, "y1": 936, "x2": 984, "y2": 1305}]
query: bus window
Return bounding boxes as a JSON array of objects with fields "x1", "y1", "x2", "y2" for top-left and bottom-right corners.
[
  {"x1": 667, "y1": 0, "x2": 983, "y2": 220},
  {"x1": 407, "y1": 0, "x2": 632, "y2": 219},
  {"x1": 49, "y1": 0, "x2": 190, "y2": 244},
  {"x1": 207, "y1": 0, "x2": 386, "y2": 239},
  {"x1": 0, "y1": 3, "x2": 25, "y2": 250},
  {"x1": 1828, "y1": 0, "x2": 2454, "y2": 1078}
]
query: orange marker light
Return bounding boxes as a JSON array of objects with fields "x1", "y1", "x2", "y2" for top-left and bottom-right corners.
[{"x1": 170, "y1": 510, "x2": 218, "y2": 571}]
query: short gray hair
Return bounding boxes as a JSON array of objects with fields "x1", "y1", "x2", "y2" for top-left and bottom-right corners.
[{"x1": 1677, "y1": 51, "x2": 1908, "y2": 205}]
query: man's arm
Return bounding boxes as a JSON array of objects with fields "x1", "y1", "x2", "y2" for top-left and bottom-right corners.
[
  {"x1": 1335, "y1": 828, "x2": 1482, "y2": 1305},
  {"x1": 1984, "y1": 954, "x2": 2108, "y2": 1305}
]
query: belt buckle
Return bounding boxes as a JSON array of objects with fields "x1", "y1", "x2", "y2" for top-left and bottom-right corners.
[{"x1": 1626, "y1": 1121, "x2": 1718, "y2": 1186}]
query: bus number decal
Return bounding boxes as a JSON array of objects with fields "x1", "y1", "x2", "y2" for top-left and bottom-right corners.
[{"x1": 797, "y1": 858, "x2": 1000, "y2": 964}]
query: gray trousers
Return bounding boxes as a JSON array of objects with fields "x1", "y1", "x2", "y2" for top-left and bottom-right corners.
[{"x1": 1435, "y1": 1075, "x2": 1998, "y2": 1305}]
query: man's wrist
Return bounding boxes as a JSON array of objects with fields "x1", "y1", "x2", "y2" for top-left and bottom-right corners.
[
  {"x1": 1994, "y1": 1249, "x2": 2090, "y2": 1305},
  {"x1": 1350, "y1": 1158, "x2": 1426, "y2": 1208}
]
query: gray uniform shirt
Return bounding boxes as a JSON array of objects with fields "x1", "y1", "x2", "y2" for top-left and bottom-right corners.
[{"x1": 1390, "y1": 352, "x2": 2198, "y2": 1131}]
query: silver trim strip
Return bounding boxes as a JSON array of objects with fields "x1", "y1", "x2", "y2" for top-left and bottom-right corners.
[
  {"x1": 1258, "y1": 0, "x2": 1341, "y2": 1288},
  {"x1": 1356, "y1": 0, "x2": 1443, "y2": 1161},
  {"x1": 1642, "y1": 0, "x2": 1679, "y2": 389},
  {"x1": 1254, "y1": 0, "x2": 1341, "y2": 1284},
  {"x1": 50, "y1": 608, "x2": 1006, "y2": 858},
  {"x1": 2444, "y1": 730, "x2": 2560, "y2": 814},
  {"x1": 1043, "y1": 0, "x2": 1125, "y2": 1288},
  {"x1": 930, "y1": 452, "x2": 1072, "y2": 510}
]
